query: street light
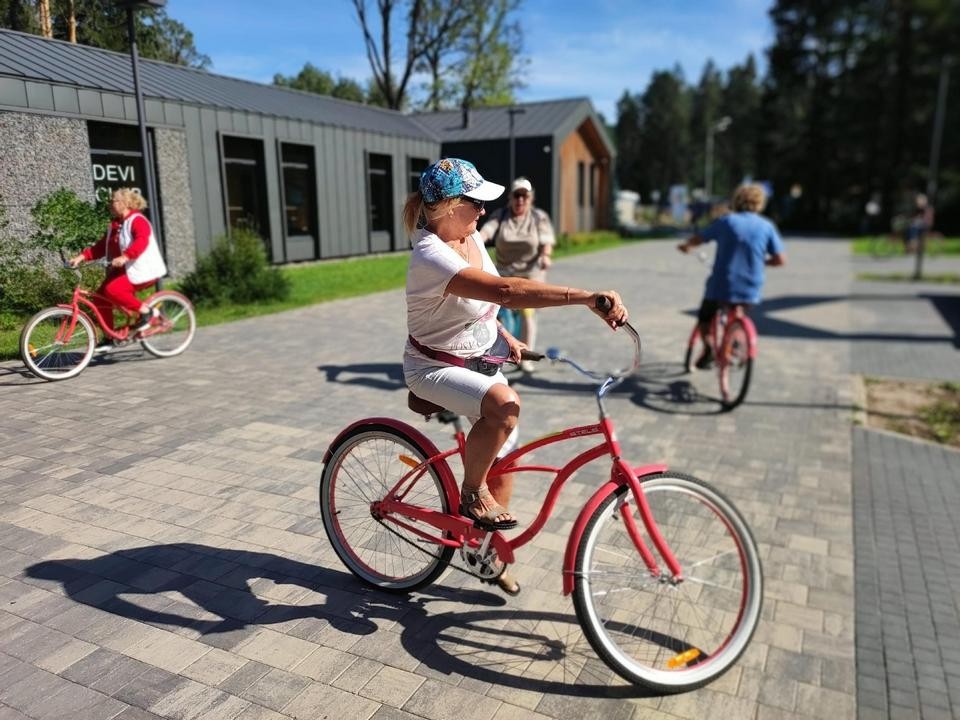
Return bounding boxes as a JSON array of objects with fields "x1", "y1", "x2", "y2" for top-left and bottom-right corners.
[
  {"x1": 507, "y1": 106, "x2": 526, "y2": 183},
  {"x1": 705, "y1": 115, "x2": 732, "y2": 200},
  {"x1": 115, "y1": 0, "x2": 165, "y2": 252}
]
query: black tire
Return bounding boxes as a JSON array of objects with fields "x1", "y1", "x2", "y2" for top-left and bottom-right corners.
[
  {"x1": 20, "y1": 307, "x2": 95, "y2": 381},
  {"x1": 140, "y1": 291, "x2": 196, "y2": 358},
  {"x1": 320, "y1": 424, "x2": 454, "y2": 593},
  {"x1": 572, "y1": 473, "x2": 763, "y2": 692},
  {"x1": 719, "y1": 320, "x2": 753, "y2": 411}
]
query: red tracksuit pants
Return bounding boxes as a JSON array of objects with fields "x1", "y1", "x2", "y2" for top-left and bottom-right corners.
[{"x1": 93, "y1": 273, "x2": 155, "y2": 331}]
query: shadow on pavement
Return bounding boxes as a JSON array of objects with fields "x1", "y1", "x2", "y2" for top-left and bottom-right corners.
[
  {"x1": 680, "y1": 292, "x2": 960, "y2": 346},
  {"x1": 25, "y1": 543, "x2": 651, "y2": 698}
]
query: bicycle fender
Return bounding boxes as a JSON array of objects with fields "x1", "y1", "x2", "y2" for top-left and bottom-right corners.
[
  {"x1": 562, "y1": 464, "x2": 667, "y2": 595},
  {"x1": 322, "y1": 417, "x2": 460, "y2": 500},
  {"x1": 738, "y1": 317, "x2": 759, "y2": 359}
]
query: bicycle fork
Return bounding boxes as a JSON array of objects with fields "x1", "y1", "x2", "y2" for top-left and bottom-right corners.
[{"x1": 613, "y1": 459, "x2": 683, "y2": 582}]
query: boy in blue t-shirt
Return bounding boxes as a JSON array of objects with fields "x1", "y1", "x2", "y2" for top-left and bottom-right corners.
[{"x1": 677, "y1": 183, "x2": 786, "y2": 368}]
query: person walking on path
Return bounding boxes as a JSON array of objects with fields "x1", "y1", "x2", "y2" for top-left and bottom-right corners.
[{"x1": 480, "y1": 177, "x2": 557, "y2": 372}]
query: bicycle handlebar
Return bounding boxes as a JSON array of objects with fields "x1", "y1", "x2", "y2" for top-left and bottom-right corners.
[{"x1": 539, "y1": 294, "x2": 641, "y2": 390}]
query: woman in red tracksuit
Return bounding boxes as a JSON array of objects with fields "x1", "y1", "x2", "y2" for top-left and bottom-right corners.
[{"x1": 68, "y1": 188, "x2": 167, "y2": 341}]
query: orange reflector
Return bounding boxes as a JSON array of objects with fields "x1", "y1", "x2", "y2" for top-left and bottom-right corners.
[
  {"x1": 28, "y1": 344, "x2": 37, "y2": 358},
  {"x1": 667, "y1": 648, "x2": 700, "y2": 669},
  {"x1": 398, "y1": 455, "x2": 420, "y2": 469}
]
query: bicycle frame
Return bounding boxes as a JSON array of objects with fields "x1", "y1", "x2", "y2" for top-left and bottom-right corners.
[
  {"x1": 57, "y1": 286, "x2": 134, "y2": 342},
  {"x1": 326, "y1": 324, "x2": 687, "y2": 596},
  {"x1": 692, "y1": 305, "x2": 758, "y2": 362}
]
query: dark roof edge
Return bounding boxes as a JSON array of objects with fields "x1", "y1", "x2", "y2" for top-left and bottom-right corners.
[{"x1": 0, "y1": 28, "x2": 439, "y2": 138}]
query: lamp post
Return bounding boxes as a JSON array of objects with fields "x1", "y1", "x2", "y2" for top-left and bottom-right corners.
[
  {"x1": 115, "y1": 0, "x2": 165, "y2": 252},
  {"x1": 507, "y1": 106, "x2": 526, "y2": 183},
  {"x1": 704, "y1": 115, "x2": 732, "y2": 200},
  {"x1": 914, "y1": 56, "x2": 951, "y2": 281}
]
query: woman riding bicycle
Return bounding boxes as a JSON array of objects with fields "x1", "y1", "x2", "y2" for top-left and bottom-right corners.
[
  {"x1": 402, "y1": 158, "x2": 626, "y2": 592},
  {"x1": 677, "y1": 183, "x2": 785, "y2": 369},
  {"x1": 68, "y1": 188, "x2": 167, "y2": 348}
]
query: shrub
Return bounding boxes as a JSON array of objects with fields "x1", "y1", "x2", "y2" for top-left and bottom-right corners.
[
  {"x1": 179, "y1": 228, "x2": 290, "y2": 307},
  {"x1": 0, "y1": 189, "x2": 107, "y2": 315},
  {"x1": 29, "y1": 188, "x2": 109, "y2": 257}
]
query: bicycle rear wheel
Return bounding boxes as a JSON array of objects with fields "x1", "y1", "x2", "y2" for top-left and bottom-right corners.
[
  {"x1": 719, "y1": 319, "x2": 753, "y2": 411},
  {"x1": 20, "y1": 308, "x2": 95, "y2": 381},
  {"x1": 320, "y1": 424, "x2": 454, "y2": 592},
  {"x1": 140, "y1": 291, "x2": 196, "y2": 358},
  {"x1": 572, "y1": 473, "x2": 762, "y2": 692}
]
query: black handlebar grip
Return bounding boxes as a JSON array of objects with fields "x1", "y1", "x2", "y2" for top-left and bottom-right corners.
[
  {"x1": 596, "y1": 295, "x2": 612, "y2": 312},
  {"x1": 520, "y1": 349, "x2": 544, "y2": 361}
]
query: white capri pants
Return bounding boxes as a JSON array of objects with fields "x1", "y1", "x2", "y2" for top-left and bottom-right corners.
[{"x1": 404, "y1": 350, "x2": 520, "y2": 457}]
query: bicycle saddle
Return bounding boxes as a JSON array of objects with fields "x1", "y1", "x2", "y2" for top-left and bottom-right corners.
[{"x1": 407, "y1": 392, "x2": 458, "y2": 424}]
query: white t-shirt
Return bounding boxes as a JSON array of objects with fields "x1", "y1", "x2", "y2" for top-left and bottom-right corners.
[{"x1": 406, "y1": 228, "x2": 500, "y2": 359}]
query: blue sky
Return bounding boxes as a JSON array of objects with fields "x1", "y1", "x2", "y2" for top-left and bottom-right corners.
[{"x1": 168, "y1": 0, "x2": 774, "y2": 121}]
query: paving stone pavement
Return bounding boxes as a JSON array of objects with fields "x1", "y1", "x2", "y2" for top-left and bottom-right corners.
[
  {"x1": 847, "y1": 252, "x2": 960, "y2": 720},
  {"x1": 0, "y1": 237, "x2": 949, "y2": 720}
]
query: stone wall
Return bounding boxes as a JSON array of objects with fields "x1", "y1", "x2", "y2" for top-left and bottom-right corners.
[
  {"x1": 0, "y1": 111, "x2": 93, "y2": 246},
  {"x1": 154, "y1": 128, "x2": 196, "y2": 277}
]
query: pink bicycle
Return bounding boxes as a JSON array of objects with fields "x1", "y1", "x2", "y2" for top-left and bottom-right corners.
[
  {"x1": 19, "y1": 261, "x2": 196, "y2": 381},
  {"x1": 320, "y1": 319, "x2": 762, "y2": 692},
  {"x1": 683, "y1": 304, "x2": 757, "y2": 411}
]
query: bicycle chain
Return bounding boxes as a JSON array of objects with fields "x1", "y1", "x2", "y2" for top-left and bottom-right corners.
[{"x1": 373, "y1": 515, "x2": 502, "y2": 582}]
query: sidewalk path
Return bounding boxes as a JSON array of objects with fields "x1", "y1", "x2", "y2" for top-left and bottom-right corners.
[
  {"x1": 0, "y1": 238, "x2": 951, "y2": 719},
  {"x1": 847, "y1": 252, "x2": 960, "y2": 720}
]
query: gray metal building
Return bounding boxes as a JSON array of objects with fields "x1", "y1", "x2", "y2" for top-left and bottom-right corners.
[{"x1": 0, "y1": 29, "x2": 440, "y2": 275}]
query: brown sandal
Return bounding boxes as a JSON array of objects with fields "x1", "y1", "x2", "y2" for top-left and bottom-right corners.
[
  {"x1": 459, "y1": 485, "x2": 518, "y2": 531},
  {"x1": 487, "y1": 564, "x2": 520, "y2": 596}
]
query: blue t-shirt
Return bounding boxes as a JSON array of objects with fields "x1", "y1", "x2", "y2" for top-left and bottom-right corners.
[{"x1": 701, "y1": 212, "x2": 784, "y2": 304}]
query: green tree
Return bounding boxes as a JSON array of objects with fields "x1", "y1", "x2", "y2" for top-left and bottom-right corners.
[
  {"x1": 273, "y1": 63, "x2": 370, "y2": 104},
  {"x1": 689, "y1": 61, "x2": 723, "y2": 190},
  {"x1": 716, "y1": 55, "x2": 760, "y2": 197},
  {"x1": 637, "y1": 66, "x2": 691, "y2": 201},
  {"x1": 0, "y1": 1, "x2": 210, "y2": 68},
  {"x1": 614, "y1": 90, "x2": 643, "y2": 194}
]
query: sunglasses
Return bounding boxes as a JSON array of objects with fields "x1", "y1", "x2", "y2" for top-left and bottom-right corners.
[
  {"x1": 512, "y1": 191, "x2": 530, "y2": 200},
  {"x1": 461, "y1": 196, "x2": 485, "y2": 211}
]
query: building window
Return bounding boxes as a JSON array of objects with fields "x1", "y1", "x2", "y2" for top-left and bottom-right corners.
[
  {"x1": 280, "y1": 142, "x2": 317, "y2": 243},
  {"x1": 367, "y1": 153, "x2": 394, "y2": 249},
  {"x1": 408, "y1": 156, "x2": 429, "y2": 193},
  {"x1": 221, "y1": 135, "x2": 270, "y2": 255},
  {"x1": 88, "y1": 121, "x2": 149, "y2": 205},
  {"x1": 577, "y1": 161, "x2": 586, "y2": 207},
  {"x1": 589, "y1": 162, "x2": 596, "y2": 207}
]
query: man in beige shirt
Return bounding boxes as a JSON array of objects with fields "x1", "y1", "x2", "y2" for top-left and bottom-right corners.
[{"x1": 481, "y1": 177, "x2": 557, "y2": 371}]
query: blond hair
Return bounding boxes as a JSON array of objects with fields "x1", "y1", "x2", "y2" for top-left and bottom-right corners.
[
  {"x1": 401, "y1": 192, "x2": 463, "y2": 235},
  {"x1": 112, "y1": 188, "x2": 148, "y2": 211},
  {"x1": 731, "y1": 184, "x2": 766, "y2": 213}
]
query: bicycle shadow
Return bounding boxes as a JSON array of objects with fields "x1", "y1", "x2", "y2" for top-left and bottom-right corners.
[
  {"x1": 24, "y1": 543, "x2": 653, "y2": 698},
  {"x1": 0, "y1": 364, "x2": 42, "y2": 386},
  {"x1": 317, "y1": 362, "x2": 406, "y2": 391}
]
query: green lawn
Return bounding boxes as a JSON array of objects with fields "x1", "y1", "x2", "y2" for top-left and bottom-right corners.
[
  {"x1": 852, "y1": 235, "x2": 960, "y2": 256},
  {"x1": 1, "y1": 231, "x2": 630, "y2": 362}
]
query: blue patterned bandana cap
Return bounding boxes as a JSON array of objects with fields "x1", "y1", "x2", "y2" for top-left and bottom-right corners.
[{"x1": 419, "y1": 158, "x2": 503, "y2": 203}]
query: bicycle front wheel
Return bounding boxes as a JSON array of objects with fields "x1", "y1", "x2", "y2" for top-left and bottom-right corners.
[
  {"x1": 140, "y1": 291, "x2": 196, "y2": 358},
  {"x1": 20, "y1": 308, "x2": 95, "y2": 381},
  {"x1": 719, "y1": 319, "x2": 753, "y2": 411},
  {"x1": 320, "y1": 424, "x2": 454, "y2": 593},
  {"x1": 572, "y1": 473, "x2": 762, "y2": 692}
]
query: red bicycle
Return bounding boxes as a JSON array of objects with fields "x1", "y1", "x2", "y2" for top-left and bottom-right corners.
[
  {"x1": 320, "y1": 320, "x2": 762, "y2": 692},
  {"x1": 683, "y1": 305, "x2": 757, "y2": 411},
  {"x1": 19, "y1": 261, "x2": 196, "y2": 381}
]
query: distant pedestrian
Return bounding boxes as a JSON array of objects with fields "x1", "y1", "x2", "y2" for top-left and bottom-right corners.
[{"x1": 480, "y1": 177, "x2": 556, "y2": 372}]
